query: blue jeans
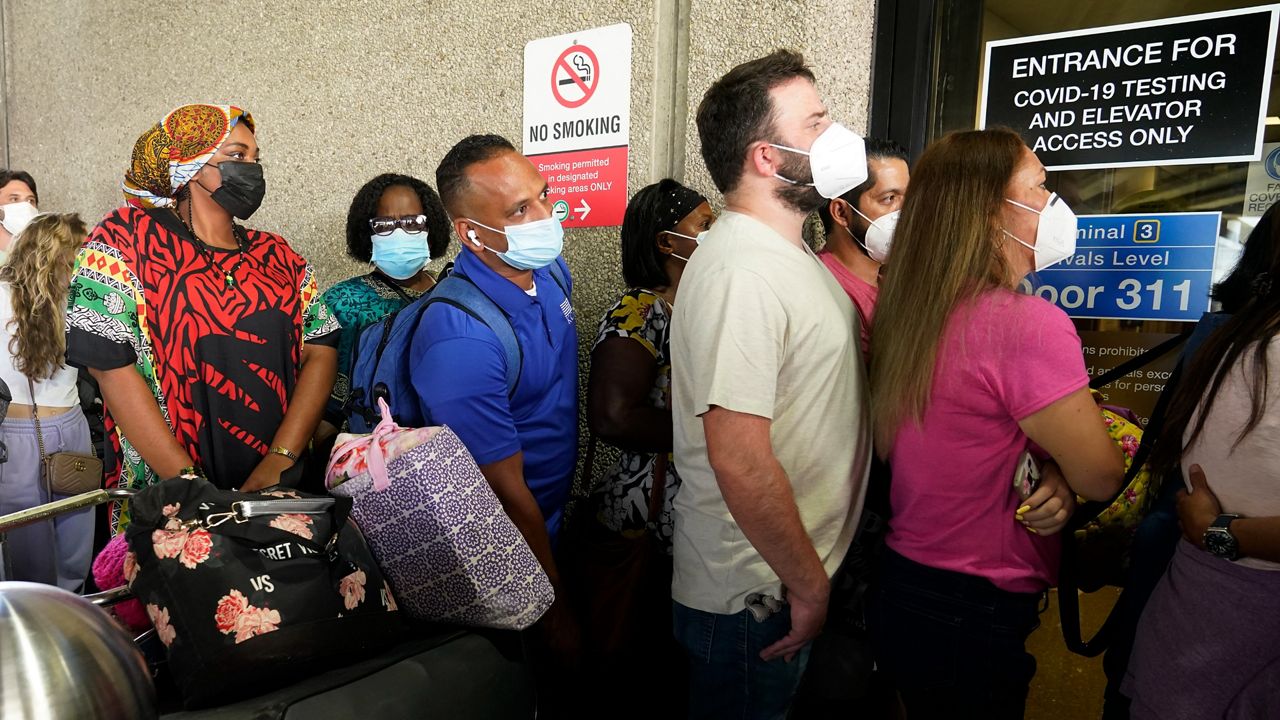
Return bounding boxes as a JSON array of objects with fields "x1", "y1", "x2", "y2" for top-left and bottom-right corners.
[{"x1": 672, "y1": 600, "x2": 811, "y2": 720}]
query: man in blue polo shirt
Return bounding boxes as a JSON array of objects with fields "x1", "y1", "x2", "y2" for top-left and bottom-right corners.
[{"x1": 412, "y1": 134, "x2": 579, "y2": 656}]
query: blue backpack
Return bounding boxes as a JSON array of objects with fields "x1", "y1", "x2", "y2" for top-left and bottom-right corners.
[{"x1": 343, "y1": 262, "x2": 570, "y2": 433}]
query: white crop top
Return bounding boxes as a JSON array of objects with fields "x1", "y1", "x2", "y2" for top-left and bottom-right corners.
[{"x1": 0, "y1": 281, "x2": 80, "y2": 407}]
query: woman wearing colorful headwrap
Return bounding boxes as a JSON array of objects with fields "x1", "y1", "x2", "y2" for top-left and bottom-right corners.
[
  {"x1": 66, "y1": 104, "x2": 339, "y2": 530},
  {"x1": 572, "y1": 179, "x2": 713, "y2": 714}
]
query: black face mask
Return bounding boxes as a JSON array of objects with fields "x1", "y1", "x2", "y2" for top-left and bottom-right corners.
[{"x1": 210, "y1": 161, "x2": 266, "y2": 219}]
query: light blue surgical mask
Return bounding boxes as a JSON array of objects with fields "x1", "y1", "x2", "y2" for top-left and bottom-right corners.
[
  {"x1": 371, "y1": 228, "x2": 430, "y2": 280},
  {"x1": 465, "y1": 216, "x2": 564, "y2": 271}
]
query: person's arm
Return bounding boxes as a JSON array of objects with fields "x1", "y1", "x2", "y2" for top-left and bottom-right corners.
[
  {"x1": 1178, "y1": 464, "x2": 1280, "y2": 563},
  {"x1": 587, "y1": 337, "x2": 671, "y2": 452},
  {"x1": 90, "y1": 365, "x2": 193, "y2": 478},
  {"x1": 704, "y1": 406, "x2": 828, "y2": 663},
  {"x1": 243, "y1": 343, "x2": 337, "y2": 491},
  {"x1": 1018, "y1": 386, "x2": 1125, "y2": 502}
]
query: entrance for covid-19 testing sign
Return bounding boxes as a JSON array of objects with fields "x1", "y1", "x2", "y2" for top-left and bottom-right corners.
[
  {"x1": 523, "y1": 23, "x2": 632, "y2": 228},
  {"x1": 980, "y1": 5, "x2": 1279, "y2": 171}
]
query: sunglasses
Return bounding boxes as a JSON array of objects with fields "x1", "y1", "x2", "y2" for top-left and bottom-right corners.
[{"x1": 369, "y1": 214, "x2": 430, "y2": 236}]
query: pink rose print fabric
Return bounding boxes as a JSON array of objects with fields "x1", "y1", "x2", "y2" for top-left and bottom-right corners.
[
  {"x1": 339, "y1": 569, "x2": 367, "y2": 610},
  {"x1": 147, "y1": 604, "x2": 176, "y2": 647},
  {"x1": 268, "y1": 513, "x2": 315, "y2": 540},
  {"x1": 150, "y1": 502, "x2": 215, "y2": 569},
  {"x1": 215, "y1": 589, "x2": 282, "y2": 644}
]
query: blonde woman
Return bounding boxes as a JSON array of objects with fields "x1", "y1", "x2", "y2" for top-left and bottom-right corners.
[
  {"x1": 0, "y1": 212, "x2": 95, "y2": 590},
  {"x1": 866, "y1": 128, "x2": 1124, "y2": 718}
]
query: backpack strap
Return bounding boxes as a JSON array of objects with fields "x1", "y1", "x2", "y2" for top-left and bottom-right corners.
[
  {"x1": 424, "y1": 274, "x2": 523, "y2": 397},
  {"x1": 545, "y1": 259, "x2": 571, "y2": 299}
]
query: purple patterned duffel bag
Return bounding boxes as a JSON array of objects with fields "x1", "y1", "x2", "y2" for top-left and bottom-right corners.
[{"x1": 326, "y1": 398, "x2": 554, "y2": 630}]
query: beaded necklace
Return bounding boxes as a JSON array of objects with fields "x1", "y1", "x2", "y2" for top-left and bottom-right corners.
[{"x1": 173, "y1": 203, "x2": 249, "y2": 289}]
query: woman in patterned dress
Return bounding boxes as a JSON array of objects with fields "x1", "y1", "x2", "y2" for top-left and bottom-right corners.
[
  {"x1": 588, "y1": 179, "x2": 713, "y2": 549},
  {"x1": 318, "y1": 174, "x2": 451, "y2": 435},
  {"x1": 66, "y1": 104, "x2": 339, "y2": 528},
  {"x1": 577, "y1": 179, "x2": 714, "y2": 710}
]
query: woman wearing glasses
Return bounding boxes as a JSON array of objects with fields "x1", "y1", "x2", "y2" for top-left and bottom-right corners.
[
  {"x1": 66, "y1": 104, "x2": 340, "y2": 516},
  {"x1": 319, "y1": 174, "x2": 452, "y2": 433}
]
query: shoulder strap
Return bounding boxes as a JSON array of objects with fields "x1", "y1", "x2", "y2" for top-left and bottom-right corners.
[
  {"x1": 26, "y1": 378, "x2": 47, "y2": 464},
  {"x1": 424, "y1": 274, "x2": 523, "y2": 397},
  {"x1": 546, "y1": 259, "x2": 570, "y2": 299},
  {"x1": 1089, "y1": 332, "x2": 1189, "y2": 390},
  {"x1": 367, "y1": 272, "x2": 414, "y2": 304},
  {"x1": 1059, "y1": 330, "x2": 1196, "y2": 657}
]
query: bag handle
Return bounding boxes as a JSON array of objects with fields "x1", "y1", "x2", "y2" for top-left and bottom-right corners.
[
  {"x1": 235, "y1": 498, "x2": 337, "y2": 518},
  {"x1": 1057, "y1": 539, "x2": 1126, "y2": 657},
  {"x1": 325, "y1": 397, "x2": 399, "y2": 492}
]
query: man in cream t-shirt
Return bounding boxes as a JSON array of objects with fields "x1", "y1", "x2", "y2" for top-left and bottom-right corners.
[{"x1": 671, "y1": 49, "x2": 872, "y2": 718}]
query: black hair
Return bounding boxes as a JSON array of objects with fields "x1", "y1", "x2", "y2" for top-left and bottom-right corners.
[
  {"x1": 1211, "y1": 203, "x2": 1279, "y2": 313},
  {"x1": 0, "y1": 170, "x2": 38, "y2": 204},
  {"x1": 817, "y1": 138, "x2": 909, "y2": 234},
  {"x1": 696, "y1": 49, "x2": 815, "y2": 195},
  {"x1": 435, "y1": 134, "x2": 517, "y2": 216},
  {"x1": 344, "y1": 174, "x2": 451, "y2": 263},
  {"x1": 620, "y1": 179, "x2": 701, "y2": 288},
  {"x1": 1150, "y1": 200, "x2": 1280, "y2": 479}
]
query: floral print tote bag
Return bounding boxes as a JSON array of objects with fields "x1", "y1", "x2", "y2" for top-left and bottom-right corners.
[{"x1": 124, "y1": 476, "x2": 402, "y2": 708}]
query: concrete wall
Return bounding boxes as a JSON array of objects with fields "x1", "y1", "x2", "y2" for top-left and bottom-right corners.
[{"x1": 2, "y1": 0, "x2": 874, "y2": 482}]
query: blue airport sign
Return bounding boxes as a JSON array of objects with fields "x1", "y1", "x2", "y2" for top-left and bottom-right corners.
[{"x1": 1021, "y1": 212, "x2": 1220, "y2": 322}]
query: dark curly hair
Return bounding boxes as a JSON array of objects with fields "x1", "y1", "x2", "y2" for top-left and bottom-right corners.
[{"x1": 345, "y1": 174, "x2": 451, "y2": 263}]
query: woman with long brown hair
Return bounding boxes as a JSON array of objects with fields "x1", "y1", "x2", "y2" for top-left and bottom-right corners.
[
  {"x1": 1123, "y1": 203, "x2": 1280, "y2": 719},
  {"x1": 0, "y1": 213, "x2": 96, "y2": 589},
  {"x1": 867, "y1": 128, "x2": 1123, "y2": 717}
]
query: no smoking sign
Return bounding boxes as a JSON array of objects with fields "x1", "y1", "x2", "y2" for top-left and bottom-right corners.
[
  {"x1": 552, "y1": 45, "x2": 599, "y2": 108},
  {"x1": 524, "y1": 23, "x2": 632, "y2": 228}
]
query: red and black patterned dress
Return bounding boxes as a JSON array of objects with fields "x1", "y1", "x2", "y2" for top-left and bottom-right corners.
[{"x1": 67, "y1": 206, "x2": 339, "y2": 528}]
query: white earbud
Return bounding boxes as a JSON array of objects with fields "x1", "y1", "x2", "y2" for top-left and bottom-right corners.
[{"x1": 467, "y1": 229, "x2": 481, "y2": 247}]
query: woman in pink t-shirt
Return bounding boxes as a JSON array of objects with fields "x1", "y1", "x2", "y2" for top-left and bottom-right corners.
[{"x1": 866, "y1": 128, "x2": 1124, "y2": 718}]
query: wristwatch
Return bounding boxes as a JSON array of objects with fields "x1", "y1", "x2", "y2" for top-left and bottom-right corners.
[{"x1": 1203, "y1": 514, "x2": 1242, "y2": 560}]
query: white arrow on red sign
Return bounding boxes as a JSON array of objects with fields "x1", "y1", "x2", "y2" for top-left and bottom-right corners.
[{"x1": 575, "y1": 199, "x2": 592, "y2": 221}]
